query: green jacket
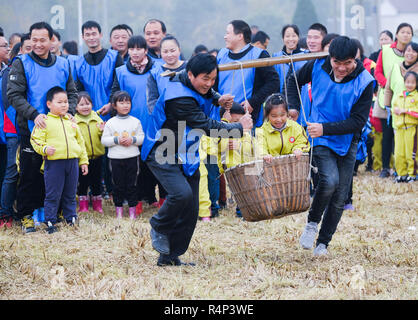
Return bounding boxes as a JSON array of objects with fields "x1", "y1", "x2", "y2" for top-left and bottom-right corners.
[{"x1": 75, "y1": 111, "x2": 105, "y2": 159}]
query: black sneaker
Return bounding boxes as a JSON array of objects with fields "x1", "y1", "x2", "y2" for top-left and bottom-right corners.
[
  {"x1": 379, "y1": 168, "x2": 391, "y2": 178},
  {"x1": 46, "y1": 221, "x2": 58, "y2": 234},
  {"x1": 157, "y1": 254, "x2": 196, "y2": 267},
  {"x1": 395, "y1": 175, "x2": 407, "y2": 183},
  {"x1": 405, "y1": 176, "x2": 415, "y2": 183},
  {"x1": 21, "y1": 215, "x2": 36, "y2": 234},
  {"x1": 66, "y1": 217, "x2": 77, "y2": 226},
  {"x1": 150, "y1": 228, "x2": 170, "y2": 255}
]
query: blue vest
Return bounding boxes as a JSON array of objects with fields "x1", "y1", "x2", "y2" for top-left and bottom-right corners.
[
  {"x1": 272, "y1": 50, "x2": 308, "y2": 94},
  {"x1": 141, "y1": 80, "x2": 212, "y2": 176},
  {"x1": 116, "y1": 64, "x2": 150, "y2": 126},
  {"x1": 297, "y1": 83, "x2": 312, "y2": 127},
  {"x1": 356, "y1": 121, "x2": 372, "y2": 163},
  {"x1": 65, "y1": 54, "x2": 79, "y2": 82},
  {"x1": 20, "y1": 54, "x2": 70, "y2": 132},
  {"x1": 217, "y1": 46, "x2": 264, "y2": 126},
  {"x1": 148, "y1": 53, "x2": 164, "y2": 66},
  {"x1": 309, "y1": 59, "x2": 374, "y2": 156},
  {"x1": 0, "y1": 72, "x2": 7, "y2": 144},
  {"x1": 75, "y1": 49, "x2": 118, "y2": 120}
]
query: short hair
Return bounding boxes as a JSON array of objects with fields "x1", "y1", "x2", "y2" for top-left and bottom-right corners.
[
  {"x1": 186, "y1": 53, "x2": 218, "y2": 77},
  {"x1": 209, "y1": 48, "x2": 219, "y2": 55},
  {"x1": 308, "y1": 23, "x2": 328, "y2": 37},
  {"x1": 351, "y1": 38, "x2": 364, "y2": 58},
  {"x1": 110, "y1": 24, "x2": 133, "y2": 37},
  {"x1": 229, "y1": 20, "x2": 252, "y2": 44},
  {"x1": 281, "y1": 24, "x2": 300, "y2": 38},
  {"x1": 0, "y1": 27, "x2": 3, "y2": 37},
  {"x1": 321, "y1": 33, "x2": 339, "y2": 49},
  {"x1": 127, "y1": 35, "x2": 147, "y2": 49},
  {"x1": 380, "y1": 30, "x2": 393, "y2": 40},
  {"x1": 329, "y1": 36, "x2": 358, "y2": 61},
  {"x1": 20, "y1": 33, "x2": 31, "y2": 46},
  {"x1": 112, "y1": 90, "x2": 131, "y2": 105},
  {"x1": 264, "y1": 93, "x2": 288, "y2": 120},
  {"x1": 396, "y1": 23, "x2": 414, "y2": 36},
  {"x1": 405, "y1": 41, "x2": 418, "y2": 54},
  {"x1": 30, "y1": 22, "x2": 54, "y2": 39},
  {"x1": 10, "y1": 43, "x2": 21, "y2": 61},
  {"x1": 82, "y1": 20, "x2": 101, "y2": 34},
  {"x1": 251, "y1": 31, "x2": 270, "y2": 44},
  {"x1": 404, "y1": 71, "x2": 418, "y2": 87},
  {"x1": 220, "y1": 102, "x2": 245, "y2": 118},
  {"x1": 161, "y1": 35, "x2": 181, "y2": 49},
  {"x1": 46, "y1": 86, "x2": 66, "y2": 102},
  {"x1": 63, "y1": 41, "x2": 78, "y2": 55},
  {"x1": 298, "y1": 37, "x2": 307, "y2": 49},
  {"x1": 193, "y1": 44, "x2": 208, "y2": 55},
  {"x1": 143, "y1": 19, "x2": 167, "y2": 34},
  {"x1": 52, "y1": 30, "x2": 61, "y2": 41},
  {"x1": 77, "y1": 91, "x2": 93, "y2": 105},
  {"x1": 9, "y1": 33, "x2": 21, "y2": 43}
]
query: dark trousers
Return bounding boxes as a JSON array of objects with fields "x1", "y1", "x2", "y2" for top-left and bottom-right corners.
[
  {"x1": 0, "y1": 136, "x2": 19, "y2": 219},
  {"x1": 78, "y1": 156, "x2": 103, "y2": 196},
  {"x1": 137, "y1": 157, "x2": 167, "y2": 203},
  {"x1": 146, "y1": 148, "x2": 200, "y2": 258},
  {"x1": 380, "y1": 118, "x2": 394, "y2": 169},
  {"x1": 16, "y1": 136, "x2": 45, "y2": 220},
  {"x1": 308, "y1": 141, "x2": 358, "y2": 247},
  {"x1": 219, "y1": 174, "x2": 227, "y2": 205},
  {"x1": 44, "y1": 158, "x2": 79, "y2": 224},
  {"x1": 102, "y1": 149, "x2": 113, "y2": 194},
  {"x1": 345, "y1": 160, "x2": 361, "y2": 205},
  {"x1": 206, "y1": 158, "x2": 220, "y2": 213},
  {"x1": 110, "y1": 156, "x2": 138, "y2": 207},
  {"x1": 0, "y1": 144, "x2": 7, "y2": 200}
]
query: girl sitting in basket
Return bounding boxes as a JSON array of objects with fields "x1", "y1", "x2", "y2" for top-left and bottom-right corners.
[{"x1": 256, "y1": 93, "x2": 310, "y2": 162}]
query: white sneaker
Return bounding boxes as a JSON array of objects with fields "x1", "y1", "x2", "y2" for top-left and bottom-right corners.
[
  {"x1": 299, "y1": 222, "x2": 318, "y2": 249},
  {"x1": 313, "y1": 243, "x2": 328, "y2": 257}
]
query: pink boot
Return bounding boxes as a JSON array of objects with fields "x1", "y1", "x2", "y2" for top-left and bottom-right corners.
[
  {"x1": 92, "y1": 195, "x2": 103, "y2": 214},
  {"x1": 116, "y1": 207, "x2": 123, "y2": 219},
  {"x1": 129, "y1": 207, "x2": 136, "y2": 220},
  {"x1": 78, "y1": 196, "x2": 89, "y2": 213}
]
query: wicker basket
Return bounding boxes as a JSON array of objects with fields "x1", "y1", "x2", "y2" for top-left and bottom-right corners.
[{"x1": 224, "y1": 154, "x2": 310, "y2": 222}]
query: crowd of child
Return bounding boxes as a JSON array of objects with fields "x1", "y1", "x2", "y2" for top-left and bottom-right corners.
[{"x1": 0, "y1": 18, "x2": 416, "y2": 242}]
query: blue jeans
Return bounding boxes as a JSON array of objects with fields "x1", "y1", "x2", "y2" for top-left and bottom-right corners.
[
  {"x1": 308, "y1": 141, "x2": 358, "y2": 247},
  {"x1": 0, "y1": 137, "x2": 19, "y2": 219}
]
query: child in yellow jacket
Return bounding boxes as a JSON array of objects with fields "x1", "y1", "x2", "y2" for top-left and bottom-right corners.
[
  {"x1": 392, "y1": 71, "x2": 418, "y2": 183},
  {"x1": 218, "y1": 103, "x2": 255, "y2": 218},
  {"x1": 198, "y1": 135, "x2": 213, "y2": 221},
  {"x1": 75, "y1": 92, "x2": 106, "y2": 213},
  {"x1": 30, "y1": 87, "x2": 88, "y2": 234},
  {"x1": 256, "y1": 93, "x2": 310, "y2": 163}
]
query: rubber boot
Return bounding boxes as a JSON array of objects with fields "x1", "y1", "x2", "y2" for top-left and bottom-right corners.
[
  {"x1": 135, "y1": 201, "x2": 143, "y2": 216},
  {"x1": 92, "y1": 195, "x2": 103, "y2": 214},
  {"x1": 116, "y1": 207, "x2": 123, "y2": 219},
  {"x1": 78, "y1": 196, "x2": 89, "y2": 213},
  {"x1": 129, "y1": 207, "x2": 136, "y2": 220}
]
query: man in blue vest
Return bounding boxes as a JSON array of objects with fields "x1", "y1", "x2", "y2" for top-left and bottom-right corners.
[
  {"x1": 143, "y1": 19, "x2": 166, "y2": 65},
  {"x1": 287, "y1": 36, "x2": 374, "y2": 256},
  {"x1": 110, "y1": 24, "x2": 133, "y2": 64},
  {"x1": 7, "y1": 22, "x2": 77, "y2": 233},
  {"x1": 142, "y1": 53, "x2": 253, "y2": 266}
]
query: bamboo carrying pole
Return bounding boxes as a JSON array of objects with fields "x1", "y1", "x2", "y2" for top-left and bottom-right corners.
[{"x1": 160, "y1": 52, "x2": 329, "y2": 77}]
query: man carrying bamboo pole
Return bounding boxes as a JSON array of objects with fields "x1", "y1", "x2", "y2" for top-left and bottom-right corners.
[{"x1": 287, "y1": 36, "x2": 374, "y2": 256}]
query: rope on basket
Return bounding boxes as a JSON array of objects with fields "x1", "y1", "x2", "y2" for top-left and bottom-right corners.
[
  {"x1": 284, "y1": 52, "x2": 318, "y2": 180},
  {"x1": 236, "y1": 60, "x2": 271, "y2": 189}
]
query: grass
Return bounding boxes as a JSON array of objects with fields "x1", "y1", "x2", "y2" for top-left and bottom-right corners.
[{"x1": 0, "y1": 168, "x2": 417, "y2": 300}]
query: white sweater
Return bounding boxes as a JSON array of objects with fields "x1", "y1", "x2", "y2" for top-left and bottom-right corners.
[{"x1": 101, "y1": 115, "x2": 144, "y2": 159}]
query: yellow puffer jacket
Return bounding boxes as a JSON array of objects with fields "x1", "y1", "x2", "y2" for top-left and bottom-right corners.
[
  {"x1": 75, "y1": 111, "x2": 105, "y2": 159},
  {"x1": 30, "y1": 113, "x2": 89, "y2": 166},
  {"x1": 256, "y1": 119, "x2": 310, "y2": 157},
  {"x1": 218, "y1": 132, "x2": 254, "y2": 173},
  {"x1": 392, "y1": 90, "x2": 418, "y2": 129}
]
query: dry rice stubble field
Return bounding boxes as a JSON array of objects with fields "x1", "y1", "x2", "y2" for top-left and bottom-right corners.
[{"x1": 0, "y1": 170, "x2": 417, "y2": 300}]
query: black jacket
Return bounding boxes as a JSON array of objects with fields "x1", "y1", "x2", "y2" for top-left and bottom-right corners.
[
  {"x1": 214, "y1": 45, "x2": 280, "y2": 123},
  {"x1": 154, "y1": 70, "x2": 244, "y2": 153},
  {"x1": 286, "y1": 56, "x2": 374, "y2": 138},
  {"x1": 6, "y1": 52, "x2": 78, "y2": 137}
]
